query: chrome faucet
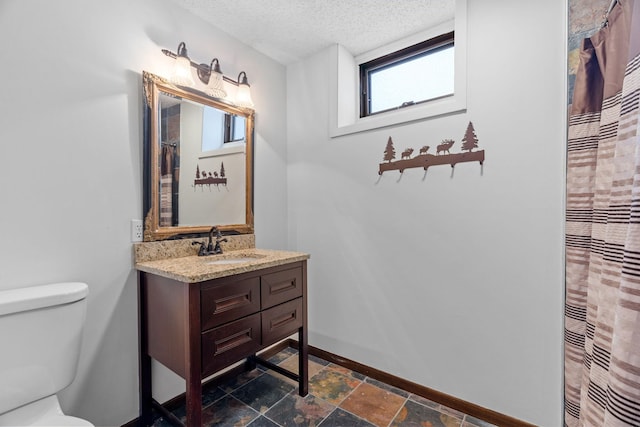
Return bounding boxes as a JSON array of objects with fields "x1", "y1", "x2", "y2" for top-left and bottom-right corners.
[{"x1": 193, "y1": 226, "x2": 228, "y2": 256}]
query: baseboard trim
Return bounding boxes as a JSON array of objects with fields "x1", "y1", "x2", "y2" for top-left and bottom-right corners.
[
  {"x1": 123, "y1": 339, "x2": 535, "y2": 427},
  {"x1": 288, "y1": 339, "x2": 536, "y2": 427}
]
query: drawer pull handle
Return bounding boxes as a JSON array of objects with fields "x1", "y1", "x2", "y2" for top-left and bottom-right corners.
[
  {"x1": 271, "y1": 311, "x2": 296, "y2": 330},
  {"x1": 269, "y1": 280, "x2": 296, "y2": 295},
  {"x1": 214, "y1": 292, "x2": 251, "y2": 314},
  {"x1": 214, "y1": 328, "x2": 253, "y2": 355}
]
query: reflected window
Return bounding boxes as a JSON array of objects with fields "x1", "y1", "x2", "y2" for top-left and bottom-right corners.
[
  {"x1": 201, "y1": 108, "x2": 246, "y2": 152},
  {"x1": 201, "y1": 106, "x2": 225, "y2": 151},
  {"x1": 225, "y1": 115, "x2": 245, "y2": 143}
]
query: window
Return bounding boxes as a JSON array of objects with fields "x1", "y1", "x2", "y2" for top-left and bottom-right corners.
[
  {"x1": 329, "y1": 1, "x2": 466, "y2": 137},
  {"x1": 224, "y1": 115, "x2": 245, "y2": 143},
  {"x1": 360, "y1": 31, "x2": 454, "y2": 117},
  {"x1": 202, "y1": 107, "x2": 246, "y2": 152}
]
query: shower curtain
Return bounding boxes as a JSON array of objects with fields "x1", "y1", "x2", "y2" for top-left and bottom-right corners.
[
  {"x1": 160, "y1": 143, "x2": 179, "y2": 227},
  {"x1": 565, "y1": 0, "x2": 640, "y2": 426}
]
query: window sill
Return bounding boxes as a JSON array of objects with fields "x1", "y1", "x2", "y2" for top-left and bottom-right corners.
[
  {"x1": 199, "y1": 141, "x2": 245, "y2": 159},
  {"x1": 330, "y1": 94, "x2": 466, "y2": 138}
]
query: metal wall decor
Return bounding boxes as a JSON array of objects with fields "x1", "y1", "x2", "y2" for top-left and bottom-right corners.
[
  {"x1": 378, "y1": 121, "x2": 485, "y2": 175},
  {"x1": 194, "y1": 163, "x2": 227, "y2": 189}
]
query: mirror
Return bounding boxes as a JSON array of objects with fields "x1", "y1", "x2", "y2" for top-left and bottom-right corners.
[{"x1": 142, "y1": 71, "x2": 254, "y2": 241}]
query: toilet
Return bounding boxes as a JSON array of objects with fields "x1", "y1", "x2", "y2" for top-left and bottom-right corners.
[{"x1": 0, "y1": 282, "x2": 94, "y2": 426}]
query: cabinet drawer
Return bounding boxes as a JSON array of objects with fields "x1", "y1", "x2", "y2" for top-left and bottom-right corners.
[
  {"x1": 261, "y1": 267, "x2": 303, "y2": 309},
  {"x1": 201, "y1": 277, "x2": 260, "y2": 331},
  {"x1": 201, "y1": 313, "x2": 260, "y2": 377},
  {"x1": 261, "y1": 298, "x2": 303, "y2": 345}
]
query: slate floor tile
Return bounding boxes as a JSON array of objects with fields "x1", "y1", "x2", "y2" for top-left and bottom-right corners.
[
  {"x1": 325, "y1": 363, "x2": 366, "y2": 381},
  {"x1": 339, "y1": 382, "x2": 406, "y2": 427},
  {"x1": 365, "y1": 377, "x2": 410, "y2": 398},
  {"x1": 201, "y1": 395, "x2": 260, "y2": 426},
  {"x1": 220, "y1": 369, "x2": 263, "y2": 393},
  {"x1": 318, "y1": 408, "x2": 376, "y2": 427},
  {"x1": 391, "y1": 400, "x2": 463, "y2": 427},
  {"x1": 202, "y1": 386, "x2": 228, "y2": 408},
  {"x1": 267, "y1": 347, "x2": 298, "y2": 364},
  {"x1": 232, "y1": 373, "x2": 297, "y2": 413},
  {"x1": 308, "y1": 369, "x2": 362, "y2": 405},
  {"x1": 309, "y1": 354, "x2": 330, "y2": 366},
  {"x1": 247, "y1": 415, "x2": 281, "y2": 427},
  {"x1": 268, "y1": 354, "x2": 327, "y2": 386},
  {"x1": 264, "y1": 393, "x2": 334, "y2": 426}
]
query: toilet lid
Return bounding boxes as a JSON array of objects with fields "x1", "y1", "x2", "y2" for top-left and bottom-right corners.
[
  {"x1": 0, "y1": 282, "x2": 88, "y2": 316},
  {"x1": 31, "y1": 415, "x2": 94, "y2": 427}
]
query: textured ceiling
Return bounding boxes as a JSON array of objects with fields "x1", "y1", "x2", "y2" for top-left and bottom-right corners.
[{"x1": 167, "y1": 0, "x2": 455, "y2": 64}]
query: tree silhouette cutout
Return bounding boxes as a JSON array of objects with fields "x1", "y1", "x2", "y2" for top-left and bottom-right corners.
[
  {"x1": 383, "y1": 136, "x2": 396, "y2": 162},
  {"x1": 220, "y1": 162, "x2": 226, "y2": 178},
  {"x1": 195, "y1": 164, "x2": 201, "y2": 179},
  {"x1": 461, "y1": 121, "x2": 479, "y2": 152}
]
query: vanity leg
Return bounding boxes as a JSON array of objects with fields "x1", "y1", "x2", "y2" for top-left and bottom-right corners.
[
  {"x1": 184, "y1": 382, "x2": 202, "y2": 427},
  {"x1": 138, "y1": 273, "x2": 153, "y2": 426},
  {"x1": 298, "y1": 326, "x2": 308, "y2": 396},
  {"x1": 245, "y1": 354, "x2": 257, "y2": 371},
  {"x1": 298, "y1": 261, "x2": 308, "y2": 396},
  {"x1": 139, "y1": 354, "x2": 153, "y2": 426},
  {"x1": 185, "y1": 285, "x2": 202, "y2": 427}
]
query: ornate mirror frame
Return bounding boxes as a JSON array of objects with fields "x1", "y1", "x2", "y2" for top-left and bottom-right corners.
[{"x1": 142, "y1": 71, "x2": 255, "y2": 241}]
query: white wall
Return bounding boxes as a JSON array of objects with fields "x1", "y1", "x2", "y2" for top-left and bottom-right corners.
[
  {"x1": 0, "y1": 0, "x2": 287, "y2": 425},
  {"x1": 286, "y1": 1, "x2": 566, "y2": 426},
  {"x1": 177, "y1": 103, "x2": 246, "y2": 226}
]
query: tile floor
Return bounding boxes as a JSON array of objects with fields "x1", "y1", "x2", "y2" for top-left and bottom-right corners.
[{"x1": 152, "y1": 347, "x2": 496, "y2": 427}]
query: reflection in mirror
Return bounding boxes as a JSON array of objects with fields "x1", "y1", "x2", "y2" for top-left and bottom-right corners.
[{"x1": 143, "y1": 71, "x2": 254, "y2": 241}]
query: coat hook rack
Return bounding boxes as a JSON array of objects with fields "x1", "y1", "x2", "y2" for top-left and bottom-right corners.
[{"x1": 378, "y1": 122, "x2": 485, "y2": 176}]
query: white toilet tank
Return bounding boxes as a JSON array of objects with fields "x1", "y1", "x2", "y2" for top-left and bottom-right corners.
[{"x1": 0, "y1": 282, "x2": 88, "y2": 416}]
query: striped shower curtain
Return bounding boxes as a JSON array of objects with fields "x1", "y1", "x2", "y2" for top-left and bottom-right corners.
[
  {"x1": 160, "y1": 143, "x2": 179, "y2": 227},
  {"x1": 565, "y1": 0, "x2": 640, "y2": 426}
]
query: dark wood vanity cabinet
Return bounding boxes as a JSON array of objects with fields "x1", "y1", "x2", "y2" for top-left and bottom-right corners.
[{"x1": 138, "y1": 261, "x2": 308, "y2": 427}]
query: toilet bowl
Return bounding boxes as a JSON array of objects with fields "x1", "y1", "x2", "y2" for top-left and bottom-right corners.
[{"x1": 0, "y1": 282, "x2": 94, "y2": 426}]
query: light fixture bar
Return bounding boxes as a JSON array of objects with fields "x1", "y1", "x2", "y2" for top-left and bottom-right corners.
[{"x1": 162, "y1": 48, "x2": 239, "y2": 86}]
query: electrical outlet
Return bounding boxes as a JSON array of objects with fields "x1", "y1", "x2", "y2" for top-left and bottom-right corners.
[{"x1": 131, "y1": 219, "x2": 143, "y2": 242}]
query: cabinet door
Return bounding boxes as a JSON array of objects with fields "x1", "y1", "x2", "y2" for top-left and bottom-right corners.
[
  {"x1": 201, "y1": 313, "x2": 260, "y2": 377},
  {"x1": 261, "y1": 267, "x2": 303, "y2": 309},
  {"x1": 201, "y1": 277, "x2": 260, "y2": 331},
  {"x1": 261, "y1": 298, "x2": 303, "y2": 345}
]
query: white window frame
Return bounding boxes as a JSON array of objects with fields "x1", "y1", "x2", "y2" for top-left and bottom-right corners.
[{"x1": 329, "y1": 0, "x2": 467, "y2": 138}]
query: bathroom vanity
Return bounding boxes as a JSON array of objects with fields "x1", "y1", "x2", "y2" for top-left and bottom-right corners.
[
  {"x1": 136, "y1": 71, "x2": 306, "y2": 426},
  {"x1": 135, "y1": 247, "x2": 309, "y2": 427}
]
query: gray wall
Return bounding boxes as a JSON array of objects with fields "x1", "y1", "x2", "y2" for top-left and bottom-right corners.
[
  {"x1": 286, "y1": 1, "x2": 566, "y2": 425},
  {"x1": 0, "y1": 0, "x2": 287, "y2": 425}
]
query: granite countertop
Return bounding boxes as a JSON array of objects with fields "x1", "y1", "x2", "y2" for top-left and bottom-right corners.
[{"x1": 135, "y1": 248, "x2": 310, "y2": 283}]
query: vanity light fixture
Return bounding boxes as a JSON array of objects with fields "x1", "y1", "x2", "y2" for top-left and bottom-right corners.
[
  {"x1": 206, "y1": 58, "x2": 227, "y2": 99},
  {"x1": 171, "y1": 42, "x2": 196, "y2": 87},
  {"x1": 235, "y1": 71, "x2": 254, "y2": 108},
  {"x1": 161, "y1": 42, "x2": 253, "y2": 107}
]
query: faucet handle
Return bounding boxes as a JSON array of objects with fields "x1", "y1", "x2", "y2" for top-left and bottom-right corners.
[{"x1": 192, "y1": 240, "x2": 207, "y2": 256}]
